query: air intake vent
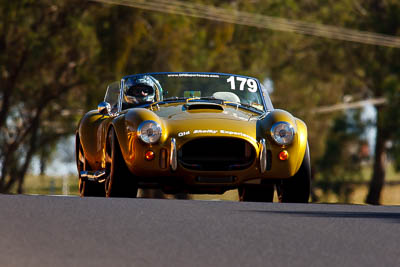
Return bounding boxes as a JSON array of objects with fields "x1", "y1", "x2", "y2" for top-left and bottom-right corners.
[
  {"x1": 178, "y1": 137, "x2": 255, "y2": 171},
  {"x1": 185, "y1": 103, "x2": 224, "y2": 111}
]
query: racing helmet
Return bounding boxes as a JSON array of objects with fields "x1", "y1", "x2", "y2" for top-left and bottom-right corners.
[{"x1": 124, "y1": 75, "x2": 158, "y2": 105}]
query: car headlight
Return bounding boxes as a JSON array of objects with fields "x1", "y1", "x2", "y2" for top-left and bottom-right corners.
[
  {"x1": 137, "y1": 120, "x2": 162, "y2": 144},
  {"x1": 270, "y1": 122, "x2": 294, "y2": 146}
]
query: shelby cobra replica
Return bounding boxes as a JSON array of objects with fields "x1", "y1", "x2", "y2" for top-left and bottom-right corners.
[{"x1": 76, "y1": 72, "x2": 310, "y2": 202}]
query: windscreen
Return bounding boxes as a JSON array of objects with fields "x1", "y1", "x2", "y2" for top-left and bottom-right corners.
[{"x1": 125, "y1": 73, "x2": 270, "y2": 111}]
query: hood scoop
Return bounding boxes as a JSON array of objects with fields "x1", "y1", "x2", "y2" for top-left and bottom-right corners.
[{"x1": 184, "y1": 103, "x2": 224, "y2": 112}]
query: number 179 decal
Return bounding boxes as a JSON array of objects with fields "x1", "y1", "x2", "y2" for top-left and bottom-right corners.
[{"x1": 226, "y1": 76, "x2": 258, "y2": 92}]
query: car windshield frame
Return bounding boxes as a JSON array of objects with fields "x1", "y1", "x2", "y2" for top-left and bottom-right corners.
[{"x1": 118, "y1": 72, "x2": 274, "y2": 113}]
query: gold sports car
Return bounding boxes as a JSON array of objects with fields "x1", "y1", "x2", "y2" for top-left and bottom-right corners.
[{"x1": 76, "y1": 72, "x2": 310, "y2": 202}]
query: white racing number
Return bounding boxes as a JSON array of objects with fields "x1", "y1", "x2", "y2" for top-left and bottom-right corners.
[{"x1": 226, "y1": 76, "x2": 258, "y2": 92}]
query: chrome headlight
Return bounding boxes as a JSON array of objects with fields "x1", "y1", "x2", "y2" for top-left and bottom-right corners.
[
  {"x1": 270, "y1": 122, "x2": 294, "y2": 146},
  {"x1": 137, "y1": 120, "x2": 162, "y2": 144}
]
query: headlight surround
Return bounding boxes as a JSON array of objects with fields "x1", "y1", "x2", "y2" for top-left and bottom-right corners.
[
  {"x1": 137, "y1": 120, "x2": 162, "y2": 144},
  {"x1": 270, "y1": 122, "x2": 294, "y2": 146}
]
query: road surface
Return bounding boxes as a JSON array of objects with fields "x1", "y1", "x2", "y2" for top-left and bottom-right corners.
[{"x1": 0, "y1": 194, "x2": 399, "y2": 267}]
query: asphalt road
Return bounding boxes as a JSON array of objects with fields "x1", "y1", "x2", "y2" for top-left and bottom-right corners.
[{"x1": 0, "y1": 194, "x2": 400, "y2": 267}]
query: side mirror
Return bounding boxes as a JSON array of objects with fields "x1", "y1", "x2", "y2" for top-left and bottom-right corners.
[{"x1": 98, "y1": 101, "x2": 111, "y2": 114}]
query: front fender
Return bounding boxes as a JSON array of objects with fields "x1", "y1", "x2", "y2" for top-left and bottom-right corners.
[
  {"x1": 109, "y1": 108, "x2": 165, "y2": 170},
  {"x1": 257, "y1": 109, "x2": 308, "y2": 177},
  {"x1": 294, "y1": 118, "x2": 308, "y2": 174},
  {"x1": 78, "y1": 110, "x2": 111, "y2": 170}
]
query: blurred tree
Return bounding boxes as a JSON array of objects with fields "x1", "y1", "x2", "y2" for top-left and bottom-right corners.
[
  {"x1": 257, "y1": 0, "x2": 400, "y2": 204},
  {"x1": 0, "y1": 0, "x2": 99, "y2": 193},
  {"x1": 335, "y1": 0, "x2": 400, "y2": 204},
  {"x1": 316, "y1": 111, "x2": 366, "y2": 202},
  {"x1": 2, "y1": 0, "x2": 399, "y2": 202}
]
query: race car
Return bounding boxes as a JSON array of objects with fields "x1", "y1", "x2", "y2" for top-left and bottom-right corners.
[{"x1": 76, "y1": 72, "x2": 310, "y2": 202}]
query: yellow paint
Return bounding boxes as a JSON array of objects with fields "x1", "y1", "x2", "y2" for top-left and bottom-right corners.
[{"x1": 77, "y1": 103, "x2": 309, "y2": 187}]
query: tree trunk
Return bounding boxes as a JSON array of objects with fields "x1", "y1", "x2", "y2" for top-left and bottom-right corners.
[
  {"x1": 16, "y1": 118, "x2": 40, "y2": 194},
  {"x1": 366, "y1": 107, "x2": 387, "y2": 205}
]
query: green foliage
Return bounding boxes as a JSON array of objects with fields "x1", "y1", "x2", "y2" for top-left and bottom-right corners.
[
  {"x1": 2, "y1": 0, "x2": 400, "y2": 202},
  {"x1": 384, "y1": 76, "x2": 400, "y2": 171},
  {"x1": 315, "y1": 111, "x2": 367, "y2": 202},
  {"x1": 0, "y1": 0, "x2": 100, "y2": 192}
]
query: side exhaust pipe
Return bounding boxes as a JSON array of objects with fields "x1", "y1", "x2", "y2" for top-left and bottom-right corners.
[{"x1": 80, "y1": 170, "x2": 106, "y2": 183}]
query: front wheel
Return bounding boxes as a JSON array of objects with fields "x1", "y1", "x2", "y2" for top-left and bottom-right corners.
[
  {"x1": 105, "y1": 128, "x2": 138, "y2": 198},
  {"x1": 277, "y1": 145, "x2": 311, "y2": 203},
  {"x1": 76, "y1": 135, "x2": 105, "y2": 197}
]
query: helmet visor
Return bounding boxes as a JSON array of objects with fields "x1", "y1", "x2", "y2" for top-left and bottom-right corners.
[{"x1": 127, "y1": 85, "x2": 154, "y2": 97}]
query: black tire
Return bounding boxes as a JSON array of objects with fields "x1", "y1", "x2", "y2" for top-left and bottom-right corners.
[
  {"x1": 277, "y1": 145, "x2": 311, "y2": 203},
  {"x1": 239, "y1": 182, "x2": 275, "y2": 202},
  {"x1": 105, "y1": 128, "x2": 138, "y2": 198},
  {"x1": 76, "y1": 135, "x2": 105, "y2": 197}
]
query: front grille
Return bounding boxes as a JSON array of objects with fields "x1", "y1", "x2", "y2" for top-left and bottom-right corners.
[{"x1": 178, "y1": 137, "x2": 255, "y2": 171}]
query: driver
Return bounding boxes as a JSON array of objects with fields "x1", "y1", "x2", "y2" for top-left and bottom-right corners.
[{"x1": 124, "y1": 75, "x2": 158, "y2": 106}]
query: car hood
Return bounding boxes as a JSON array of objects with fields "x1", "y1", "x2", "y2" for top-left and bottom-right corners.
[
  {"x1": 152, "y1": 102, "x2": 260, "y2": 144},
  {"x1": 153, "y1": 102, "x2": 260, "y2": 121}
]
